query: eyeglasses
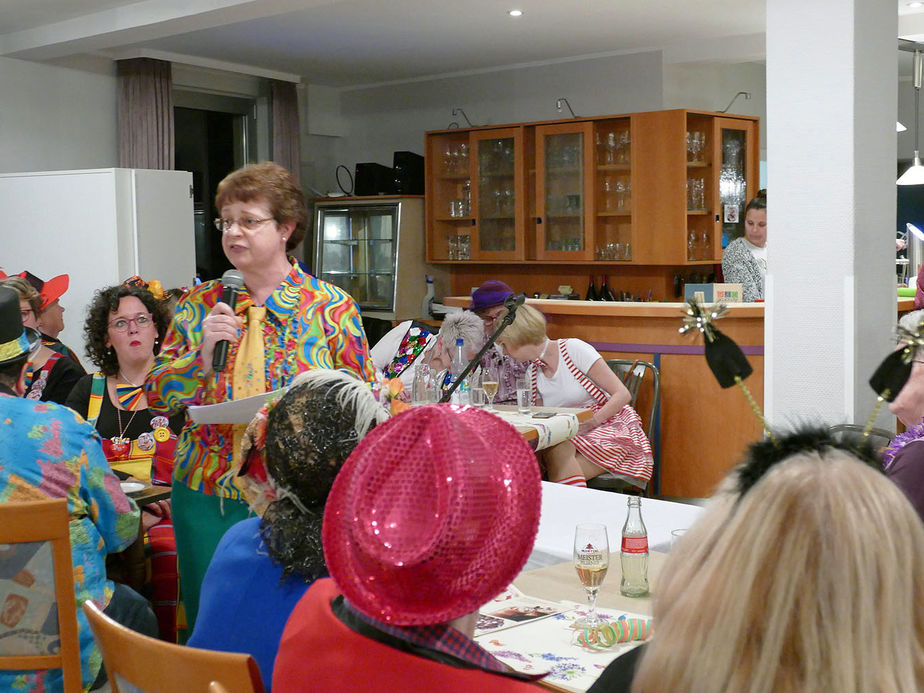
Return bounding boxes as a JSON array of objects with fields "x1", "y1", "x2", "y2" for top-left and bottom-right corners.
[
  {"x1": 481, "y1": 309, "x2": 506, "y2": 325},
  {"x1": 108, "y1": 313, "x2": 154, "y2": 332},
  {"x1": 213, "y1": 216, "x2": 275, "y2": 233}
]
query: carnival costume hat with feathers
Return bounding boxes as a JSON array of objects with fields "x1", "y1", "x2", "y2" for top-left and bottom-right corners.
[
  {"x1": 868, "y1": 318, "x2": 924, "y2": 414},
  {"x1": 679, "y1": 299, "x2": 772, "y2": 440},
  {"x1": 678, "y1": 299, "x2": 883, "y2": 485},
  {"x1": 680, "y1": 296, "x2": 915, "y2": 448},
  {"x1": 234, "y1": 369, "x2": 390, "y2": 518}
]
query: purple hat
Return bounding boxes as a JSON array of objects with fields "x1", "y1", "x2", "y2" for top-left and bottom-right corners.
[{"x1": 470, "y1": 280, "x2": 514, "y2": 313}]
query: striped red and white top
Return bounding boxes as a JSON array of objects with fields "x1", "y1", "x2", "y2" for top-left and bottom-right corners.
[{"x1": 528, "y1": 339, "x2": 653, "y2": 483}]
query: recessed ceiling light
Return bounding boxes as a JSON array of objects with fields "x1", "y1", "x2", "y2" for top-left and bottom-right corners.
[
  {"x1": 910, "y1": 2, "x2": 924, "y2": 8},
  {"x1": 509, "y1": 9, "x2": 523, "y2": 17}
]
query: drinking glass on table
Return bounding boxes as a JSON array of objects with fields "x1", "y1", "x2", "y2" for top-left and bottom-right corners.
[
  {"x1": 574, "y1": 523, "x2": 609, "y2": 628},
  {"x1": 470, "y1": 369, "x2": 486, "y2": 408},
  {"x1": 482, "y1": 364, "x2": 499, "y2": 411},
  {"x1": 516, "y1": 376, "x2": 531, "y2": 414}
]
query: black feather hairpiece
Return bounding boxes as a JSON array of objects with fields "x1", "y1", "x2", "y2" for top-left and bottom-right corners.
[
  {"x1": 736, "y1": 424, "x2": 882, "y2": 497},
  {"x1": 679, "y1": 298, "x2": 768, "y2": 438}
]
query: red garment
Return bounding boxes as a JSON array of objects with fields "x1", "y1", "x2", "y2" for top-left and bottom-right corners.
[{"x1": 273, "y1": 579, "x2": 540, "y2": 693}]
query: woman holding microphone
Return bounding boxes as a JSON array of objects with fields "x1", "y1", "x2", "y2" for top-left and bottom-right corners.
[{"x1": 147, "y1": 162, "x2": 374, "y2": 630}]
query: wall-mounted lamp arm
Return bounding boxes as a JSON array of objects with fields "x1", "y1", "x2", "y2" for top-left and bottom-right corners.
[
  {"x1": 718, "y1": 91, "x2": 752, "y2": 114},
  {"x1": 451, "y1": 107, "x2": 475, "y2": 127},
  {"x1": 555, "y1": 97, "x2": 579, "y2": 118}
]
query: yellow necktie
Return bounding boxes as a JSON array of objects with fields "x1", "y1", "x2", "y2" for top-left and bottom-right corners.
[{"x1": 231, "y1": 305, "x2": 267, "y2": 474}]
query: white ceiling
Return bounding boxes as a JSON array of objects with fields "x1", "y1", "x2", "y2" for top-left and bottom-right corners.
[{"x1": 0, "y1": 0, "x2": 921, "y2": 86}]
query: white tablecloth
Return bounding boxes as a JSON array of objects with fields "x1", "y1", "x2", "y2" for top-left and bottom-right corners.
[{"x1": 526, "y1": 482, "x2": 706, "y2": 570}]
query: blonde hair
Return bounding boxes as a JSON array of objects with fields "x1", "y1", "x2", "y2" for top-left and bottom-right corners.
[
  {"x1": 496, "y1": 303, "x2": 547, "y2": 348},
  {"x1": 0, "y1": 276, "x2": 42, "y2": 315},
  {"x1": 633, "y1": 451, "x2": 924, "y2": 693}
]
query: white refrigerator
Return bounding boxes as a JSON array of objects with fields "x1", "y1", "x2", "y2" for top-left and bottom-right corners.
[{"x1": 0, "y1": 168, "x2": 196, "y2": 366}]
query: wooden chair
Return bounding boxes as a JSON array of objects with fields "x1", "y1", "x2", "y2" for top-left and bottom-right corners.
[
  {"x1": 0, "y1": 498, "x2": 82, "y2": 693},
  {"x1": 585, "y1": 359, "x2": 662, "y2": 495},
  {"x1": 83, "y1": 601, "x2": 265, "y2": 693}
]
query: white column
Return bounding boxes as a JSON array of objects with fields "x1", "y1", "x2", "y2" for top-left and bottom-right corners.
[{"x1": 765, "y1": 0, "x2": 897, "y2": 428}]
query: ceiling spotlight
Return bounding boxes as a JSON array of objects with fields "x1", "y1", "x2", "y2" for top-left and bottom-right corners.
[
  {"x1": 910, "y1": 1, "x2": 924, "y2": 7},
  {"x1": 509, "y1": 9, "x2": 523, "y2": 16}
]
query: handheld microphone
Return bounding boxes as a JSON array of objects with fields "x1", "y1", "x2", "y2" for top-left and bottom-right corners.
[
  {"x1": 504, "y1": 293, "x2": 526, "y2": 310},
  {"x1": 212, "y1": 269, "x2": 245, "y2": 373}
]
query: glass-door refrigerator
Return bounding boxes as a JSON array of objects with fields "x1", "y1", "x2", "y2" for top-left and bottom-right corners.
[{"x1": 312, "y1": 196, "x2": 433, "y2": 322}]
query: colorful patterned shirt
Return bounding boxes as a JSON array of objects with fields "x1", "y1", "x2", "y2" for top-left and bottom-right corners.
[
  {"x1": 0, "y1": 392, "x2": 140, "y2": 692},
  {"x1": 147, "y1": 260, "x2": 375, "y2": 498},
  {"x1": 480, "y1": 344, "x2": 528, "y2": 405}
]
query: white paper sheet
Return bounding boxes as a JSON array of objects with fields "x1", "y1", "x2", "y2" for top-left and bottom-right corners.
[{"x1": 187, "y1": 388, "x2": 285, "y2": 425}]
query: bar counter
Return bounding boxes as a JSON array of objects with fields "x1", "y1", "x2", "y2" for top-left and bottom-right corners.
[{"x1": 444, "y1": 297, "x2": 763, "y2": 497}]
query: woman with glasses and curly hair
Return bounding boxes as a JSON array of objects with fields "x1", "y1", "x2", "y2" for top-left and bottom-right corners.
[{"x1": 65, "y1": 279, "x2": 184, "y2": 642}]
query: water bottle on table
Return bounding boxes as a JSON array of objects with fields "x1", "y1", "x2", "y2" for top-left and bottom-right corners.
[
  {"x1": 620, "y1": 496, "x2": 650, "y2": 597},
  {"x1": 449, "y1": 338, "x2": 470, "y2": 405}
]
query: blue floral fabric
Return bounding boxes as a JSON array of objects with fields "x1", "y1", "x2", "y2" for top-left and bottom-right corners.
[{"x1": 0, "y1": 394, "x2": 140, "y2": 692}]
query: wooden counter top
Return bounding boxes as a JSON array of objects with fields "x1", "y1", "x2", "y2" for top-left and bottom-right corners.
[{"x1": 444, "y1": 296, "x2": 764, "y2": 318}]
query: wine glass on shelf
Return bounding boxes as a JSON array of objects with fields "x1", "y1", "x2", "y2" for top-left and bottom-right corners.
[
  {"x1": 482, "y1": 364, "x2": 499, "y2": 412},
  {"x1": 573, "y1": 523, "x2": 609, "y2": 628}
]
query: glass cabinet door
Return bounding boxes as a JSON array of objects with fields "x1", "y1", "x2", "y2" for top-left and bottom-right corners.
[
  {"x1": 471, "y1": 127, "x2": 524, "y2": 260},
  {"x1": 425, "y1": 131, "x2": 472, "y2": 261},
  {"x1": 535, "y1": 122, "x2": 594, "y2": 261},
  {"x1": 713, "y1": 117, "x2": 757, "y2": 255},
  {"x1": 316, "y1": 204, "x2": 398, "y2": 311}
]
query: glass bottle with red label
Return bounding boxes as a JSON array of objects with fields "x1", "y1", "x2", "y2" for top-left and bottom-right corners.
[{"x1": 620, "y1": 496, "x2": 649, "y2": 597}]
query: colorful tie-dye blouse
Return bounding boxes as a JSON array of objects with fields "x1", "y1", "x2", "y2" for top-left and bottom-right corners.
[
  {"x1": 0, "y1": 394, "x2": 140, "y2": 692},
  {"x1": 147, "y1": 260, "x2": 374, "y2": 498}
]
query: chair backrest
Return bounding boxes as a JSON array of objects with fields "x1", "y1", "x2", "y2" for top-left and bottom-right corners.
[
  {"x1": 0, "y1": 498, "x2": 82, "y2": 693},
  {"x1": 606, "y1": 359, "x2": 661, "y2": 437},
  {"x1": 83, "y1": 601, "x2": 265, "y2": 693},
  {"x1": 828, "y1": 423, "x2": 893, "y2": 452}
]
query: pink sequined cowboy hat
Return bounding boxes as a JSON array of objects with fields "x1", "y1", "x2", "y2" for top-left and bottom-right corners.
[{"x1": 322, "y1": 404, "x2": 541, "y2": 626}]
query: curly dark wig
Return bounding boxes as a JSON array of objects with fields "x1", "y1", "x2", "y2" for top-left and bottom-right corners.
[
  {"x1": 84, "y1": 284, "x2": 172, "y2": 376},
  {"x1": 259, "y1": 370, "x2": 387, "y2": 582}
]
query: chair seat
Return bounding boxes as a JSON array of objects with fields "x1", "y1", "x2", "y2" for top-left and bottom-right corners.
[{"x1": 587, "y1": 472, "x2": 646, "y2": 494}]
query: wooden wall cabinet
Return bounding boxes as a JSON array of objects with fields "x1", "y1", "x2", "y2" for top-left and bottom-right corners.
[
  {"x1": 425, "y1": 127, "x2": 526, "y2": 262},
  {"x1": 425, "y1": 109, "x2": 759, "y2": 267}
]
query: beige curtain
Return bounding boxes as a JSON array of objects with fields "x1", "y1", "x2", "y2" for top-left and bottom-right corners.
[
  {"x1": 117, "y1": 58, "x2": 174, "y2": 169},
  {"x1": 272, "y1": 80, "x2": 301, "y2": 184}
]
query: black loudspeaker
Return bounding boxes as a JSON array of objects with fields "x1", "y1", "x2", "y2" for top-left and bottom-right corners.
[
  {"x1": 393, "y1": 151, "x2": 425, "y2": 195},
  {"x1": 354, "y1": 163, "x2": 395, "y2": 196}
]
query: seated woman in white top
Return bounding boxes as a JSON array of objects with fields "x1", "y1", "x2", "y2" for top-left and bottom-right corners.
[
  {"x1": 497, "y1": 303, "x2": 653, "y2": 488},
  {"x1": 721, "y1": 190, "x2": 766, "y2": 302},
  {"x1": 370, "y1": 311, "x2": 484, "y2": 394}
]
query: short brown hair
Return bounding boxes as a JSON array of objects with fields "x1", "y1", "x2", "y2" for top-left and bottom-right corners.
[
  {"x1": 215, "y1": 161, "x2": 307, "y2": 251},
  {"x1": 0, "y1": 276, "x2": 42, "y2": 315},
  {"x1": 497, "y1": 303, "x2": 547, "y2": 348}
]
